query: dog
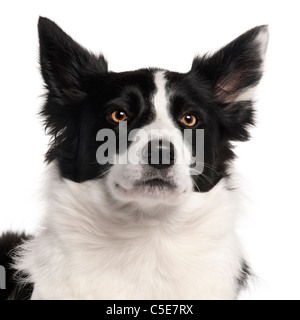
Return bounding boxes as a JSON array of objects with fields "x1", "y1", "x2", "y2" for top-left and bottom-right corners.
[{"x1": 0, "y1": 17, "x2": 268, "y2": 300}]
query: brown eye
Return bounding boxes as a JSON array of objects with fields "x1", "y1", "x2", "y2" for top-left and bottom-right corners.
[
  {"x1": 111, "y1": 110, "x2": 127, "y2": 123},
  {"x1": 181, "y1": 114, "x2": 197, "y2": 127}
]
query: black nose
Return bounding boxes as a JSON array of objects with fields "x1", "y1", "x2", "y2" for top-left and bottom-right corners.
[{"x1": 142, "y1": 139, "x2": 175, "y2": 169}]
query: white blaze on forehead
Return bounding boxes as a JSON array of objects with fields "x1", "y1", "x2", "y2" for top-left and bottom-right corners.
[
  {"x1": 152, "y1": 70, "x2": 176, "y2": 130},
  {"x1": 148, "y1": 70, "x2": 192, "y2": 167},
  {"x1": 122, "y1": 70, "x2": 193, "y2": 169}
]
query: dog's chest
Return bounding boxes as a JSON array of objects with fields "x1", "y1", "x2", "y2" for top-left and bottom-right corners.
[{"x1": 32, "y1": 226, "x2": 238, "y2": 300}]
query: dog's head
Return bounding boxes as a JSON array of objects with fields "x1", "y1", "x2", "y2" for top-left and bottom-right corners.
[{"x1": 39, "y1": 17, "x2": 268, "y2": 207}]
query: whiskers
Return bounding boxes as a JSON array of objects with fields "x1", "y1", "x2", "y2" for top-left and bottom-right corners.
[
  {"x1": 190, "y1": 163, "x2": 220, "y2": 189},
  {"x1": 96, "y1": 168, "x2": 112, "y2": 180},
  {"x1": 191, "y1": 162, "x2": 219, "y2": 175},
  {"x1": 191, "y1": 176, "x2": 201, "y2": 192},
  {"x1": 87, "y1": 167, "x2": 112, "y2": 188}
]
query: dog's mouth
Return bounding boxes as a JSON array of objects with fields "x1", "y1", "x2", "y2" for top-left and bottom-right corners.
[
  {"x1": 135, "y1": 178, "x2": 176, "y2": 190},
  {"x1": 115, "y1": 177, "x2": 177, "y2": 197}
]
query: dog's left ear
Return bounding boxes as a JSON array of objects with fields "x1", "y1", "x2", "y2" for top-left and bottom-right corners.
[{"x1": 191, "y1": 25, "x2": 269, "y2": 141}]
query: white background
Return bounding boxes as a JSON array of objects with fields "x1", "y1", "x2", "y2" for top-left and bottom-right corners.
[{"x1": 1, "y1": 0, "x2": 300, "y2": 300}]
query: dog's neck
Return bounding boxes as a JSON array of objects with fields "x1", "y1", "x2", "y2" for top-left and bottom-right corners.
[
  {"x1": 17, "y1": 163, "x2": 244, "y2": 300},
  {"x1": 41, "y1": 163, "x2": 238, "y2": 236}
]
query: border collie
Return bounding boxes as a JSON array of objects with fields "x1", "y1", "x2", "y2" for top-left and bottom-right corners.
[{"x1": 0, "y1": 17, "x2": 268, "y2": 300}]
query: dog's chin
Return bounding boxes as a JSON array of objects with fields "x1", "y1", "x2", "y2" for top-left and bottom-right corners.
[{"x1": 111, "y1": 179, "x2": 187, "y2": 205}]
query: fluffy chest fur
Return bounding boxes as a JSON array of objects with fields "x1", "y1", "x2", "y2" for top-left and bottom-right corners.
[{"x1": 17, "y1": 166, "x2": 243, "y2": 300}]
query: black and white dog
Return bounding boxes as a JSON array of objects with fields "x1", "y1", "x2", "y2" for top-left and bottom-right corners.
[{"x1": 0, "y1": 18, "x2": 268, "y2": 300}]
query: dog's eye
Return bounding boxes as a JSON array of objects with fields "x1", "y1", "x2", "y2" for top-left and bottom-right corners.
[
  {"x1": 181, "y1": 114, "x2": 198, "y2": 127},
  {"x1": 111, "y1": 110, "x2": 128, "y2": 123}
]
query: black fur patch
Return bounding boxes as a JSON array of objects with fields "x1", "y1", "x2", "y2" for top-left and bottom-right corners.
[
  {"x1": 39, "y1": 18, "x2": 157, "y2": 182},
  {"x1": 165, "y1": 26, "x2": 266, "y2": 192},
  {"x1": 39, "y1": 17, "x2": 267, "y2": 192},
  {"x1": 236, "y1": 260, "x2": 251, "y2": 291},
  {"x1": 0, "y1": 232, "x2": 33, "y2": 300}
]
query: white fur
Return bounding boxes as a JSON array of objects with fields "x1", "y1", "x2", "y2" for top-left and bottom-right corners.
[
  {"x1": 153, "y1": 71, "x2": 176, "y2": 129},
  {"x1": 15, "y1": 70, "x2": 245, "y2": 300},
  {"x1": 255, "y1": 26, "x2": 269, "y2": 59},
  {"x1": 107, "y1": 70, "x2": 193, "y2": 206},
  {"x1": 16, "y1": 162, "x2": 244, "y2": 300}
]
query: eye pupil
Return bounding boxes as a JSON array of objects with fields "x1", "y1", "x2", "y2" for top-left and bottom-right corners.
[
  {"x1": 185, "y1": 115, "x2": 192, "y2": 123},
  {"x1": 111, "y1": 110, "x2": 127, "y2": 123},
  {"x1": 181, "y1": 114, "x2": 197, "y2": 127},
  {"x1": 116, "y1": 111, "x2": 124, "y2": 119}
]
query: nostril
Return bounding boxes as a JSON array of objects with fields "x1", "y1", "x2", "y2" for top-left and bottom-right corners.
[
  {"x1": 148, "y1": 140, "x2": 160, "y2": 165},
  {"x1": 141, "y1": 143, "x2": 149, "y2": 160},
  {"x1": 161, "y1": 143, "x2": 175, "y2": 165},
  {"x1": 142, "y1": 140, "x2": 176, "y2": 169},
  {"x1": 169, "y1": 143, "x2": 175, "y2": 162}
]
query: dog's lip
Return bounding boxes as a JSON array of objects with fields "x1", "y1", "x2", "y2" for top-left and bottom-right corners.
[
  {"x1": 134, "y1": 178, "x2": 176, "y2": 189},
  {"x1": 115, "y1": 178, "x2": 176, "y2": 194}
]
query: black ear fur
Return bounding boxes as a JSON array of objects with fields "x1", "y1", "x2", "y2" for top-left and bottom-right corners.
[
  {"x1": 38, "y1": 17, "x2": 108, "y2": 102},
  {"x1": 191, "y1": 25, "x2": 269, "y2": 141},
  {"x1": 38, "y1": 17, "x2": 108, "y2": 180}
]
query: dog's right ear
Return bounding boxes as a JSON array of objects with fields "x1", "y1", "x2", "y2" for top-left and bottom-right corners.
[{"x1": 38, "y1": 17, "x2": 108, "y2": 102}]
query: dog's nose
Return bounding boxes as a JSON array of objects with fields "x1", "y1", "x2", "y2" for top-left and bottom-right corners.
[{"x1": 142, "y1": 139, "x2": 175, "y2": 169}]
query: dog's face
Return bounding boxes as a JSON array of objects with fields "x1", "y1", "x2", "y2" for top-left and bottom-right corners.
[{"x1": 39, "y1": 18, "x2": 268, "y2": 207}]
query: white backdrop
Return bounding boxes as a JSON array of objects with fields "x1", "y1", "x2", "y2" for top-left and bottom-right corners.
[{"x1": 0, "y1": 0, "x2": 299, "y2": 300}]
